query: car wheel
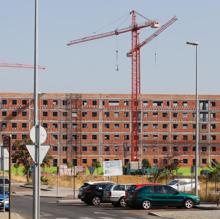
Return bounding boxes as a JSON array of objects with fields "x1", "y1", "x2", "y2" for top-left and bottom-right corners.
[
  {"x1": 119, "y1": 197, "x2": 126, "y2": 207},
  {"x1": 184, "y1": 199, "x2": 193, "y2": 209},
  {"x1": 142, "y1": 200, "x2": 151, "y2": 210},
  {"x1": 92, "y1": 196, "x2": 101, "y2": 206}
]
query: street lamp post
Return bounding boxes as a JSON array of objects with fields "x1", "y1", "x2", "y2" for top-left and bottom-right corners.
[{"x1": 186, "y1": 41, "x2": 199, "y2": 196}]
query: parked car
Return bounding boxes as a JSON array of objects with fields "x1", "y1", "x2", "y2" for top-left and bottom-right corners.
[
  {"x1": 78, "y1": 181, "x2": 112, "y2": 200},
  {"x1": 126, "y1": 184, "x2": 200, "y2": 209},
  {"x1": 103, "y1": 184, "x2": 132, "y2": 207},
  {"x1": 0, "y1": 192, "x2": 9, "y2": 211},
  {"x1": 168, "y1": 178, "x2": 200, "y2": 192},
  {"x1": 125, "y1": 183, "x2": 158, "y2": 206},
  {"x1": 80, "y1": 182, "x2": 114, "y2": 206}
]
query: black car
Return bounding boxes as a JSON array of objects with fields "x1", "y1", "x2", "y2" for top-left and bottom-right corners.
[{"x1": 80, "y1": 182, "x2": 114, "y2": 206}]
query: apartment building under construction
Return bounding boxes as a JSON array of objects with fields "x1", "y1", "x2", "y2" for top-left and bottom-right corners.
[{"x1": 0, "y1": 93, "x2": 220, "y2": 167}]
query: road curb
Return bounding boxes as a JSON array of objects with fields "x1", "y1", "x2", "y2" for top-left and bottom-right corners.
[
  {"x1": 57, "y1": 199, "x2": 82, "y2": 204},
  {"x1": 194, "y1": 205, "x2": 220, "y2": 210}
]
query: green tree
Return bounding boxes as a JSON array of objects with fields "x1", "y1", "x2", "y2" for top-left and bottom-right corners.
[
  {"x1": 12, "y1": 139, "x2": 51, "y2": 183},
  {"x1": 142, "y1": 159, "x2": 151, "y2": 169}
]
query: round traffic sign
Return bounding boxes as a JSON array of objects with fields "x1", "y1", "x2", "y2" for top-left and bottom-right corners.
[{"x1": 30, "y1": 125, "x2": 47, "y2": 144}]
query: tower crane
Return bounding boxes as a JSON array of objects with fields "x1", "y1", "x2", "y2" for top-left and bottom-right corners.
[
  {"x1": 0, "y1": 61, "x2": 45, "y2": 70},
  {"x1": 67, "y1": 10, "x2": 177, "y2": 162}
]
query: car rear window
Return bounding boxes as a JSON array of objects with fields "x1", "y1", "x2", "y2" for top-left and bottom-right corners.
[{"x1": 113, "y1": 185, "x2": 125, "y2": 191}]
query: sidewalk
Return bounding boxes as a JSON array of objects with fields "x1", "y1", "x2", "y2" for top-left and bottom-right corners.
[{"x1": 0, "y1": 212, "x2": 25, "y2": 219}]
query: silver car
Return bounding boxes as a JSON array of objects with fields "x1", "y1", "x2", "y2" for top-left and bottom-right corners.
[{"x1": 103, "y1": 184, "x2": 132, "y2": 207}]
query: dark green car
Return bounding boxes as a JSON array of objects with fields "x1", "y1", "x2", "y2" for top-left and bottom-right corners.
[{"x1": 126, "y1": 185, "x2": 200, "y2": 209}]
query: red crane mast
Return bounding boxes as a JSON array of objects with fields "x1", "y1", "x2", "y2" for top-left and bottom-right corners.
[{"x1": 67, "y1": 11, "x2": 177, "y2": 162}]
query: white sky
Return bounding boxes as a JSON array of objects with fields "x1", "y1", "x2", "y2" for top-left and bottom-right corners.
[{"x1": 1, "y1": 0, "x2": 220, "y2": 94}]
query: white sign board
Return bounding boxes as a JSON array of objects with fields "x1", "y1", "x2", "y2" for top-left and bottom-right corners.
[
  {"x1": 26, "y1": 145, "x2": 50, "y2": 164},
  {"x1": 130, "y1": 161, "x2": 140, "y2": 170},
  {"x1": 103, "y1": 160, "x2": 123, "y2": 176},
  {"x1": 30, "y1": 126, "x2": 47, "y2": 144},
  {"x1": 0, "y1": 147, "x2": 9, "y2": 171}
]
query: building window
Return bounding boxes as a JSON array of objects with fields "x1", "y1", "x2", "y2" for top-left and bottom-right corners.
[
  {"x1": 183, "y1": 124, "x2": 188, "y2": 129},
  {"x1": 82, "y1": 123, "x2": 88, "y2": 128},
  {"x1": 92, "y1": 146, "x2": 97, "y2": 151},
  {"x1": 211, "y1": 113, "x2": 216, "y2": 119},
  {"x1": 104, "y1": 112, "x2": 110, "y2": 117},
  {"x1": 211, "y1": 124, "x2": 216, "y2": 129},
  {"x1": 124, "y1": 112, "x2": 129, "y2": 117},
  {"x1": 12, "y1": 123, "x2": 17, "y2": 128},
  {"x1": 183, "y1": 112, "x2": 188, "y2": 118},
  {"x1": 202, "y1": 159, "x2": 207, "y2": 164},
  {"x1": 2, "y1": 123, "x2": 7, "y2": 128},
  {"x1": 22, "y1": 134, "x2": 27, "y2": 140},
  {"x1": 63, "y1": 146, "x2": 68, "y2": 151},
  {"x1": 92, "y1": 112, "x2": 97, "y2": 117},
  {"x1": 143, "y1": 112, "x2": 148, "y2": 117},
  {"x1": 82, "y1": 159, "x2": 87, "y2": 164},
  {"x1": 63, "y1": 100, "x2": 68, "y2": 105},
  {"x1": 72, "y1": 135, "x2": 77, "y2": 140},
  {"x1": 143, "y1": 124, "x2": 148, "y2": 129},
  {"x1": 124, "y1": 123, "x2": 129, "y2": 128},
  {"x1": 114, "y1": 112, "x2": 120, "y2": 117},
  {"x1": 183, "y1": 146, "x2": 188, "y2": 151},
  {"x1": 22, "y1": 111, "x2": 27, "y2": 116},
  {"x1": 143, "y1": 101, "x2": 148, "y2": 106},
  {"x1": 202, "y1": 124, "x2": 207, "y2": 129},
  {"x1": 173, "y1": 146, "x2": 178, "y2": 151},
  {"x1": 53, "y1": 123, "x2": 58, "y2": 128},
  {"x1": 173, "y1": 135, "x2": 178, "y2": 140},
  {"x1": 124, "y1": 101, "x2": 129, "y2": 106},
  {"x1": 173, "y1": 101, "x2": 178, "y2": 107},
  {"x1": 163, "y1": 124, "x2": 168, "y2": 129},
  {"x1": 72, "y1": 146, "x2": 77, "y2": 152},
  {"x1": 82, "y1": 112, "x2": 87, "y2": 117},
  {"x1": 82, "y1": 100, "x2": 87, "y2": 106},
  {"x1": 12, "y1": 99, "x2": 17, "y2": 105},
  {"x1": 92, "y1": 123, "x2": 97, "y2": 128},
  {"x1": 62, "y1": 135, "x2": 68, "y2": 140},
  {"x1": 72, "y1": 112, "x2": 77, "y2": 117},
  {"x1": 211, "y1": 101, "x2": 216, "y2": 107},
  {"x1": 163, "y1": 135, "x2": 168, "y2": 140},
  {"x1": 162, "y1": 112, "x2": 168, "y2": 117},
  {"x1": 173, "y1": 112, "x2": 178, "y2": 117},
  {"x1": 63, "y1": 112, "x2": 68, "y2": 117},
  {"x1": 53, "y1": 159, "x2": 58, "y2": 167},
  {"x1": 193, "y1": 124, "x2": 196, "y2": 129},
  {"x1": 183, "y1": 159, "x2": 188, "y2": 164},
  {"x1": 12, "y1": 111, "x2": 17, "y2": 117},
  {"x1": 52, "y1": 134, "x2": 58, "y2": 140},
  {"x1": 72, "y1": 159, "x2": 77, "y2": 166},
  {"x1": 212, "y1": 147, "x2": 216, "y2": 151},
  {"x1": 183, "y1": 135, "x2": 188, "y2": 140},
  {"x1": 153, "y1": 159, "x2": 158, "y2": 164},
  {"x1": 211, "y1": 135, "x2": 216, "y2": 141},
  {"x1": 92, "y1": 135, "x2": 97, "y2": 140},
  {"x1": 202, "y1": 135, "x2": 207, "y2": 140},
  {"x1": 153, "y1": 124, "x2": 158, "y2": 129},
  {"x1": 63, "y1": 123, "x2": 68, "y2": 128},
  {"x1": 53, "y1": 146, "x2": 58, "y2": 151},
  {"x1": 82, "y1": 146, "x2": 87, "y2": 151},
  {"x1": 2, "y1": 99, "x2": 7, "y2": 105},
  {"x1": 53, "y1": 111, "x2": 58, "y2": 117},
  {"x1": 114, "y1": 135, "x2": 120, "y2": 139},
  {"x1": 153, "y1": 112, "x2": 158, "y2": 117},
  {"x1": 114, "y1": 123, "x2": 120, "y2": 128},
  {"x1": 43, "y1": 111, "x2": 48, "y2": 117},
  {"x1": 92, "y1": 100, "x2": 97, "y2": 105},
  {"x1": 104, "y1": 135, "x2": 110, "y2": 140},
  {"x1": 43, "y1": 100, "x2": 48, "y2": 105},
  {"x1": 2, "y1": 111, "x2": 7, "y2": 116},
  {"x1": 63, "y1": 159, "x2": 67, "y2": 164},
  {"x1": 173, "y1": 124, "x2": 178, "y2": 129},
  {"x1": 104, "y1": 146, "x2": 110, "y2": 151},
  {"x1": 52, "y1": 100, "x2": 58, "y2": 105},
  {"x1": 202, "y1": 146, "x2": 207, "y2": 152},
  {"x1": 183, "y1": 101, "x2": 188, "y2": 107},
  {"x1": 72, "y1": 123, "x2": 77, "y2": 128},
  {"x1": 12, "y1": 134, "x2": 17, "y2": 139},
  {"x1": 82, "y1": 135, "x2": 87, "y2": 140},
  {"x1": 124, "y1": 135, "x2": 129, "y2": 140},
  {"x1": 109, "y1": 100, "x2": 119, "y2": 106},
  {"x1": 22, "y1": 123, "x2": 27, "y2": 128},
  {"x1": 162, "y1": 146, "x2": 167, "y2": 152}
]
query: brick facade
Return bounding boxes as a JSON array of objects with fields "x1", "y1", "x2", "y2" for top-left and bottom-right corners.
[{"x1": 0, "y1": 93, "x2": 220, "y2": 167}]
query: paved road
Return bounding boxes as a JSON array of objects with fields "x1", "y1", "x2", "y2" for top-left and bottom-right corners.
[{"x1": 12, "y1": 195, "x2": 164, "y2": 219}]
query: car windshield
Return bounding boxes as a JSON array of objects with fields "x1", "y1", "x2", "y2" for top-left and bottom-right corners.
[{"x1": 168, "y1": 180, "x2": 179, "y2": 185}]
